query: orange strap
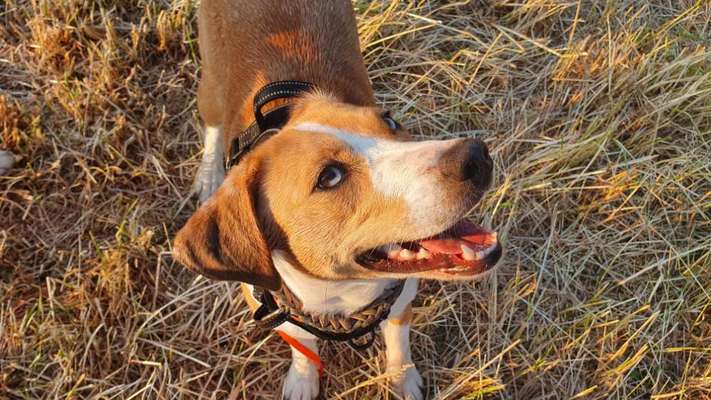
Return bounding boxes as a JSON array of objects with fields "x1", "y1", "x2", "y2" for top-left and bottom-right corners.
[{"x1": 277, "y1": 331, "x2": 324, "y2": 376}]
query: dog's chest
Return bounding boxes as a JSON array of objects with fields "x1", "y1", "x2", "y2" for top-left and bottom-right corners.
[{"x1": 272, "y1": 251, "x2": 394, "y2": 315}]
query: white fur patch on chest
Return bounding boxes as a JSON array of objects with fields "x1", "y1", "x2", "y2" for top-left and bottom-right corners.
[{"x1": 272, "y1": 250, "x2": 395, "y2": 315}]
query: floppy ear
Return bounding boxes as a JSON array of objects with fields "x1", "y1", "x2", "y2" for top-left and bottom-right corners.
[{"x1": 172, "y1": 160, "x2": 280, "y2": 290}]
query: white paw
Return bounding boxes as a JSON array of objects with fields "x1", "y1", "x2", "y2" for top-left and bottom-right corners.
[
  {"x1": 389, "y1": 365, "x2": 423, "y2": 400},
  {"x1": 0, "y1": 150, "x2": 16, "y2": 175},
  {"x1": 282, "y1": 361, "x2": 319, "y2": 400},
  {"x1": 191, "y1": 151, "x2": 224, "y2": 203}
]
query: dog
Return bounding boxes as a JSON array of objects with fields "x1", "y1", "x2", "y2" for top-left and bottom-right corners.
[{"x1": 172, "y1": 1, "x2": 502, "y2": 399}]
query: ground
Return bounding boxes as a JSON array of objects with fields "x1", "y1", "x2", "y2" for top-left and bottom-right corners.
[{"x1": 1, "y1": 0, "x2": 710, "y2": 399}]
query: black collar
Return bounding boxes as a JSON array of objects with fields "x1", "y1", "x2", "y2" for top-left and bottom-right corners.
[
  {"x1": 252, "y1": 280, "x2": 406, "y2": 351},
  {"x1": 226, "y1": 80, "x2": 315, "y2": 169}
]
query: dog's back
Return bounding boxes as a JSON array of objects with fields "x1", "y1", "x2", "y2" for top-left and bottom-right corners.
[{"x1": 197, "y1": 0, "x2": 374, "y2": 143}]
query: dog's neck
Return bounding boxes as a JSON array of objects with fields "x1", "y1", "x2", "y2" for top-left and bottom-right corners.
[{"x1": 272, "y1": 250, "x2": 395, "y2": 315}]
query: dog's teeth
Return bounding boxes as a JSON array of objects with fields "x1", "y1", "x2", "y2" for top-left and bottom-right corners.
[
  {"x1": 461, "y1": 244, "x2": 477, "y2": 260},
  {"x1": 383, "y1": 244, "x2": 402, "y2": 259},
  {"x1": 399, "y1": 249, "x2": 415, "y2": 260},
  {"x1": 416, "y1": 248, "x2": 430, "y2": 260}
]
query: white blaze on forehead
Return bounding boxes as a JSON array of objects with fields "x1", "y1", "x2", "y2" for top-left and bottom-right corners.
[{"x1": 291, "y1": 122, "x2": 458, "y2": 230}]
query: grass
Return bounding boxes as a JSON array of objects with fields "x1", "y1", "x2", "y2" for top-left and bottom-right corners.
[{"x1": 1, "y1": 0, "x2": 710, "y2": 399}]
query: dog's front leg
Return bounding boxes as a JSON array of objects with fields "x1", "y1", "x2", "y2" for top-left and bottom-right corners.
[
  {"x1": 192, "y1": 125, "x2": 225, "y2": 202},
  {"x1": 279, "y1": 324, "x2": 320, "y2": 400},
  {"x1": 383, "y1": 279, "x2": 423, "y2": 400}
]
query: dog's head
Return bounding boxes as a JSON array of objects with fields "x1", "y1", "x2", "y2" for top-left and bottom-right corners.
[{"x1": 173, "y1": 94, "x2": 500, "y2": 290}]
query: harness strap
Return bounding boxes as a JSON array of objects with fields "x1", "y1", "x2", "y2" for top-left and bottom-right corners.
[
  {"x1": 226, "y1": 80, "x2": 315, "y2": 169},
  {"x1": 277, "y1": 331, "x2": 324, "y2": 376},
  {"x1": 253, "y1": 80, "x2": 314, "y2": 130}
]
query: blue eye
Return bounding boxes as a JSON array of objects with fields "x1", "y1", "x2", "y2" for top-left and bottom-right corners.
[{"x1": 317, "y1": 164, "x2": 346, "y2": 190}]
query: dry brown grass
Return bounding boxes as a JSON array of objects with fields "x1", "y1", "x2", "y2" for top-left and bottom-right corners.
[{"x1": 1, "y1": 0, "x2": 710, "y2": 399}]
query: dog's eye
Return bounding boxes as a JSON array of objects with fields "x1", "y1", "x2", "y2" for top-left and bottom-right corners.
[
  {"x1": 317, "y1": 164, "x2": 346, "y2": 190},
  {"x1": 382, "y1": 114, "x2": 399, "y2": 130}
]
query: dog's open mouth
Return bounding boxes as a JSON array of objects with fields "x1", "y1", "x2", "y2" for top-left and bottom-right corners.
[{"x1": 356, "y1": 220, "x2": 501, "y2": 275}]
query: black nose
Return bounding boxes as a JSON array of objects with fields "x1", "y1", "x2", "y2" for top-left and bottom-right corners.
[{"x1": 442, "y1": 138, "x2": 493, "y2": 189}]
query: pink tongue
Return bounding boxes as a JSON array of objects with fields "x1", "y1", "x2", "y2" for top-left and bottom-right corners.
[{"x1": 418, "y1": 222, "x2": 493, "y2": 255}]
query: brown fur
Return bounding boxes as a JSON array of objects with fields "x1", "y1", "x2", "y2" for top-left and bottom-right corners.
[
  {"x1": 174, "y1": 94, "x2": 491, "y2": 287},
  {"x1": 257, "y1": 104, "x2": 412, "y2": 280},
  {"x1": 196, "y1": 0, "x2": 374, "y2": 149},
  {"x1": 173, "y1": 0, "x2": 494, "y2": 290},
  {"x1": 175, "y1": 96, "x2": 414, "y2": 287},
  {"x1": 173, "y1": 155, "x2": 280, "y2": 289}
]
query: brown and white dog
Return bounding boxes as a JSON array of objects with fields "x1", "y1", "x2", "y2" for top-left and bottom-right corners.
[{"x1": 173, "y1": 1, "x2": 501, "y2": 399}]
